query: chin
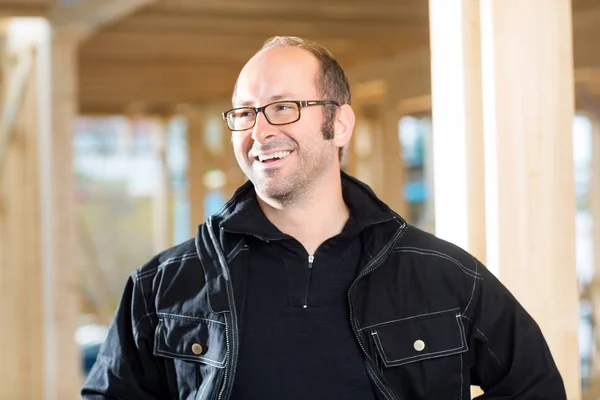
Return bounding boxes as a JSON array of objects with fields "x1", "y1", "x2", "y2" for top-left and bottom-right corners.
[{"x1": 253, "y1": 179, "x2": 294, "y2": 201}]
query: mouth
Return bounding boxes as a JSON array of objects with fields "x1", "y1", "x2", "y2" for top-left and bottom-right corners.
[{"x1": 254, "y1": 150, "x2": 293, "y2": 165}]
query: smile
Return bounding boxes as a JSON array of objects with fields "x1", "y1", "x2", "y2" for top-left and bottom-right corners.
[{"x1": 256, "y1": 151, "x2": 292, "y2": 163}]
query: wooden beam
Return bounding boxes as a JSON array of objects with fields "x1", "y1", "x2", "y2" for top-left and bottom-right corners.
[
  {"x1": 186, "y1": 109, "x2": 207, "y2": 235},
  {"x1": 0, "y1": 34, "x2": 43, "y2": 400},
  {"x1": 429, "y1": 0, "x2": 486, "y2": 261},
  {"x1": 0, "y1": 4, "x2": 49, "y2": 17},
  {"x1": 347, "y1": 50, "x2": 431, "y2": 101},
  {"x1": 81, "y1": 31, "x2": 414, "y2": 62},
  {"x1": 37, "y1": 33, "x2": 81, "y2": 400},
  {"x1": 0, "y1": 48, "x2": 34, "y2": 182},
  {"x1": 110, "y1": 10, "x2": 429, "y2": 39},
  {"x1": 573, "y1": 7, "x2": 600, "y2": 69},
  {"x1": 479, "y1": 0, "x2": 580, "y2": 397},
  {"x1": 152, "y1": 0, "x2": 428, "y2": 22},
  {"x1": 49, "y1": 0, "x2": 158, "y2": 40}
]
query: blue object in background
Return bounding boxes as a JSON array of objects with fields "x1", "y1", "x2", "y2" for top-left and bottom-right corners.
[{"x1": 82, "y1": 343, "x2": 102, "y2": 375}]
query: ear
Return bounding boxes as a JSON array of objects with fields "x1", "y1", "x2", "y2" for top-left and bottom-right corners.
[{"x1": 332, "y1": 104, "x2": 355, "y2": 149}]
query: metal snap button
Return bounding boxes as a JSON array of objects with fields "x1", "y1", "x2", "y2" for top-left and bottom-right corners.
[
  {"x1": 413, "y1": 340, "x2": 425, "y2": 352},
  {"x1": 191, "y1": 343, "x2": 203, "y2": 355}
]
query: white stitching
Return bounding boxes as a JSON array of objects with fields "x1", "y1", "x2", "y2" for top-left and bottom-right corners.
[
  {"x1": 132, "y1": 311, "x2": 156, "y2": 338},
  {"x1": 463, "y1": 258, "x2": 479, "y2": 316},
  {"x1": 157, "y1": 313, "x2": 225, "y2": 326},
  {"x1": 461, "y1": 315, "x2": 490, "y2": 341},
  {"x1": 460, "y1": 353, "x2": 464, "y2": 399},
  {"x1": 455, "y1": 314, "x2": 469, "y2": 351},
  {"x1": 359, "y1": 308, "x2": 460, "y2": 332},
  {"x1": 392, "y1": 247, "x2": 483, "y2": 279},
  {"x1": 136, "y1": 253, "x2": 199, "y2": 280},
  {"x1": 395, "y1": 247, "x2": 483, "y2": 276},
  {"x1": 155, "y1": 348, "x2": 226, "y2": 368},
  {"x1": 487, "y1": 348, "x2": 503, "y2": 366},
  {"x1": 135, "y1": 270, "x2": 152, "y2": 334},
  {"x1": 226, "y1": 239, "x2": 246, "y2": 262},
  {"x1": 370, "y1": 314, "x2": 469, "y2": 367}
]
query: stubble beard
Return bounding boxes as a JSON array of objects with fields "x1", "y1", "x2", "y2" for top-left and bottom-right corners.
[{"x1": 251, "y1": 118, "x2": 336, "y2": 205}]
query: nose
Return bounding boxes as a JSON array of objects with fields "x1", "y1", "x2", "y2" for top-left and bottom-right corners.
[{"x1": 251, "y1": 112, "x2": 277, "y2": 144}]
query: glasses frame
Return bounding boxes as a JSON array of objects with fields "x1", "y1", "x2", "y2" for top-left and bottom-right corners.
[{"x1": 222, "y1": 100, "x2": 340, "y2": 131}]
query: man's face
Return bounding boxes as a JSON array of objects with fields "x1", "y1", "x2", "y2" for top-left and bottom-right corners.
[{"x1": 230, "y1": 46, "x2": 337, "y2": 203}]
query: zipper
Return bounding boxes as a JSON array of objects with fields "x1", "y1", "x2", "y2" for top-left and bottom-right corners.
[
  {"x1": 347, "y1": 221, "x2": 406, "y2": 400},
  {"x1": 206, "y1": 218, "x2": 239, "y2": 400},
  {"x1": 302, "y1": 255, "x2": 315, "y2": 308}
]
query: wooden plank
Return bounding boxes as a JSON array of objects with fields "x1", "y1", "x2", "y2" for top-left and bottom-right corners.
[
  {"x1": 347, "y1": 50, "x2": 431, "y2": 101},
  {"x1": 429, "y1": 0, "x2": 486, "y2": 261},
  {"x1": 110, "y1": 10, "x2": 428, "y2": 38},
  {"x1": 150, "y1": 117, "x2": 174, "y2": 252},
  {"x1": 479, "y1": 0, "x2": 580, "y2": 397},
  {"x1": 186, "y1": 109, "x2": 207, "y2": 235},
  {"x1": 36, "y1": 34, "x2": 81, "y2": 400},
  {"x1": 49, "y1": 0, "x2": 158, "y2": 39},
  {"x1": 0, "y1": 36, "x2": 43, "y2": 400},
  {"x1": 81, "y1": 31, "x2": 414, "y2": 61},
  {"x1": 0, "y1": 48, "x2": 34, "y2": 182},
  {"x1": 0, "y1": 4, "x2": 48, "y2": 16},
  {"x1": 151, "y1": 0, "x2": 428, "y2": 21}
]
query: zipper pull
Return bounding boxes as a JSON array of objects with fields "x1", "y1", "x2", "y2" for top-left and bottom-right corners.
[{"x1": 303, "y1": 255, "x2": 315, "y2": 309}]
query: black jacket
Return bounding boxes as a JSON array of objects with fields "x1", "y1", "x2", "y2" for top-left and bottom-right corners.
[{"x1": 82, "y1": 172, "x2": 566, "y2": 400}]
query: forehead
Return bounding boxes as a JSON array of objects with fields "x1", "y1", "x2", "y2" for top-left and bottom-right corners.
[{"x1": 234, "y1": 46, "x2": 320, "y2": 106}]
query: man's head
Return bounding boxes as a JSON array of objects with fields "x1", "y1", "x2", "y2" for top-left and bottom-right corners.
[{"x1": 226, "y1": 36, "x2": 355, "y2": 204}]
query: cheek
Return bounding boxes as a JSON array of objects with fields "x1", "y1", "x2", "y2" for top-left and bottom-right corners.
[{"x1": 231, "y1": 133, "x2": 250, "y2": 157}]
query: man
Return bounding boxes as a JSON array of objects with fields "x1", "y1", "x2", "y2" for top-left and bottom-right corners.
[{"x1": 82, "y1": 36, "x2": 566, "y2": 400}]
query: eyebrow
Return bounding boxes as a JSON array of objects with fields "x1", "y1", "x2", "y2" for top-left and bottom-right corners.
[{"x1": 235, "y1": 93, "x2": 298, "y2": 107}]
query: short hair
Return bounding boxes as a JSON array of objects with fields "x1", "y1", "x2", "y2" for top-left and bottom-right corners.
[
  {"x1": 260, "y1": 36, "x2": 351, "y2": 106},
  {"x1": 259, "y1": 36, "x2": 351, "y2": 160}
]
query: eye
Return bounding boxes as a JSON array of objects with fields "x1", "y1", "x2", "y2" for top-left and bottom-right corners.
[{"x1": 274, "y1": 104, "x2": 291, "y2": 111}]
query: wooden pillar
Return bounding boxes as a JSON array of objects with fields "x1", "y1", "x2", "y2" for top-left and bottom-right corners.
[
  {"x1": 589, "y1": 113, "x2": 600, "y2": 394},
  {"x1": 482, "y1": 1, "x2": 580, "y2": 397},
  {"x1": 429, "y1": 0, "x2": 580, "y2": 398},
  {"x1": 0, "y1": 45, "x2": 43, "y2": 400},
  {"x1": 186, "y1": 109, "x2": 207, "y2": 236},
  {"x1": 429, "y1": 0, "x2": 486, "y2": 262},
  {"x1": 350, "y1": 99, "x2": 407, "y2": 218},
  {"x1": 380, "y1": 102, "x2": 408, "y2": 218},
  {"x1": 151, "y1": 116, "x2": 173, "y2": 252},
  {"x1": 38, "y1": 30, "x2": 80, "y2": 400},
  {"x1": 0, "y1": 23, "x2": 80, "y2": 400}
]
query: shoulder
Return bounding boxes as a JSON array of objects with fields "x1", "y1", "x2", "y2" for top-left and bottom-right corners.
[
  {"x1": 392, "y1": 224, "x2": 482, "y2": 280},
  {"x1": 133, "y1": 237, "x2": 200, "y2": 284}
]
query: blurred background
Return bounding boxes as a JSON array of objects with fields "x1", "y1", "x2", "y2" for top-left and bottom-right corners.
[{"x1": 0, "y1": 0, "x2": 598, "y2": 399}]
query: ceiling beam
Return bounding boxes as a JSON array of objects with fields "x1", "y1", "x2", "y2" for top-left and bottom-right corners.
[
  {"x1": 0, "y1": 48, "x2": 35, "y2": 181},
  {"x1": 110, "y1": 10, "x2": 429, "y2": 39},
  {"x1": 153, "y1": 0, "x2": 428, "y2": 22},
  {"x1": 48, "y1": 0, "x2": 158, "y2": 40},
  {"x1": 0, "y1": 3, "x2": 49, "y2": 17}
]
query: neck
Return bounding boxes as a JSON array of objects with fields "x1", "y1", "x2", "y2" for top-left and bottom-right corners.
[{"x1": 257, "y1": 171, "x2": 349, "y2": 255}]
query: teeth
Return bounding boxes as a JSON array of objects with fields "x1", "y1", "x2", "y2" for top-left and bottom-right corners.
[{"x1": 258, "y1": 151, "x2": 291, "y2": 162}]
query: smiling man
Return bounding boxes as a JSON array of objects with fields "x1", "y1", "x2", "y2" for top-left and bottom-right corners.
[{"x1": 82, "y1": 36, "x2": 567, "y2": 400}]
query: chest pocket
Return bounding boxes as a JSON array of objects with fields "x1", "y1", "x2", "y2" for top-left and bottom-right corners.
[
  {"x1": 154, "y1": 314, "x2": 227, "y2": 400},
  {"x1": 369, "y1": 309, "x2": 468, "y2": 400}
]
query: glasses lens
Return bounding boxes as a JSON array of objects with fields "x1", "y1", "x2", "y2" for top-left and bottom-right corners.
[
  {"x1": 227, "y1": 108, "x2": 256, "y2": 130},
  {"x1": 265, "y1": 102, "x2": 300, "y2": 125}
]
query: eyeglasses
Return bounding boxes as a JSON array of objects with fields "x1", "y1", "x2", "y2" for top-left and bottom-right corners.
[{"x1": 222, "y1": 100, "x2": 340, "y2": 131}]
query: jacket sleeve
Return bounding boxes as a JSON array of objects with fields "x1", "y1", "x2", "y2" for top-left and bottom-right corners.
[
  {"x1": 81, "y1": 273, "x2": 169, "y2": 399},
  {"x1": 468, "y1": 261, "x2": 567, "y2": 399}
]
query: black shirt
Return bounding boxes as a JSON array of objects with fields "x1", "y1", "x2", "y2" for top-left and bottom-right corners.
[{"x1": 229, "y1": 201, "x2": 378, "y2": 399}]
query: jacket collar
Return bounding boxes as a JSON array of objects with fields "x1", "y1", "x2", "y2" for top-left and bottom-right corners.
[{"x1": 215, "y1": 171, "x2": 401, "y2": 240}]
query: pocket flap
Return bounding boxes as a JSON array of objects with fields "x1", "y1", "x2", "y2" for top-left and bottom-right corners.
[
  {"x1": 153, "y1": 314, "x2": 227, "y2": 368},
  {"x1": 370, "y1": 309, "x2": 468, "y2": 367}
]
